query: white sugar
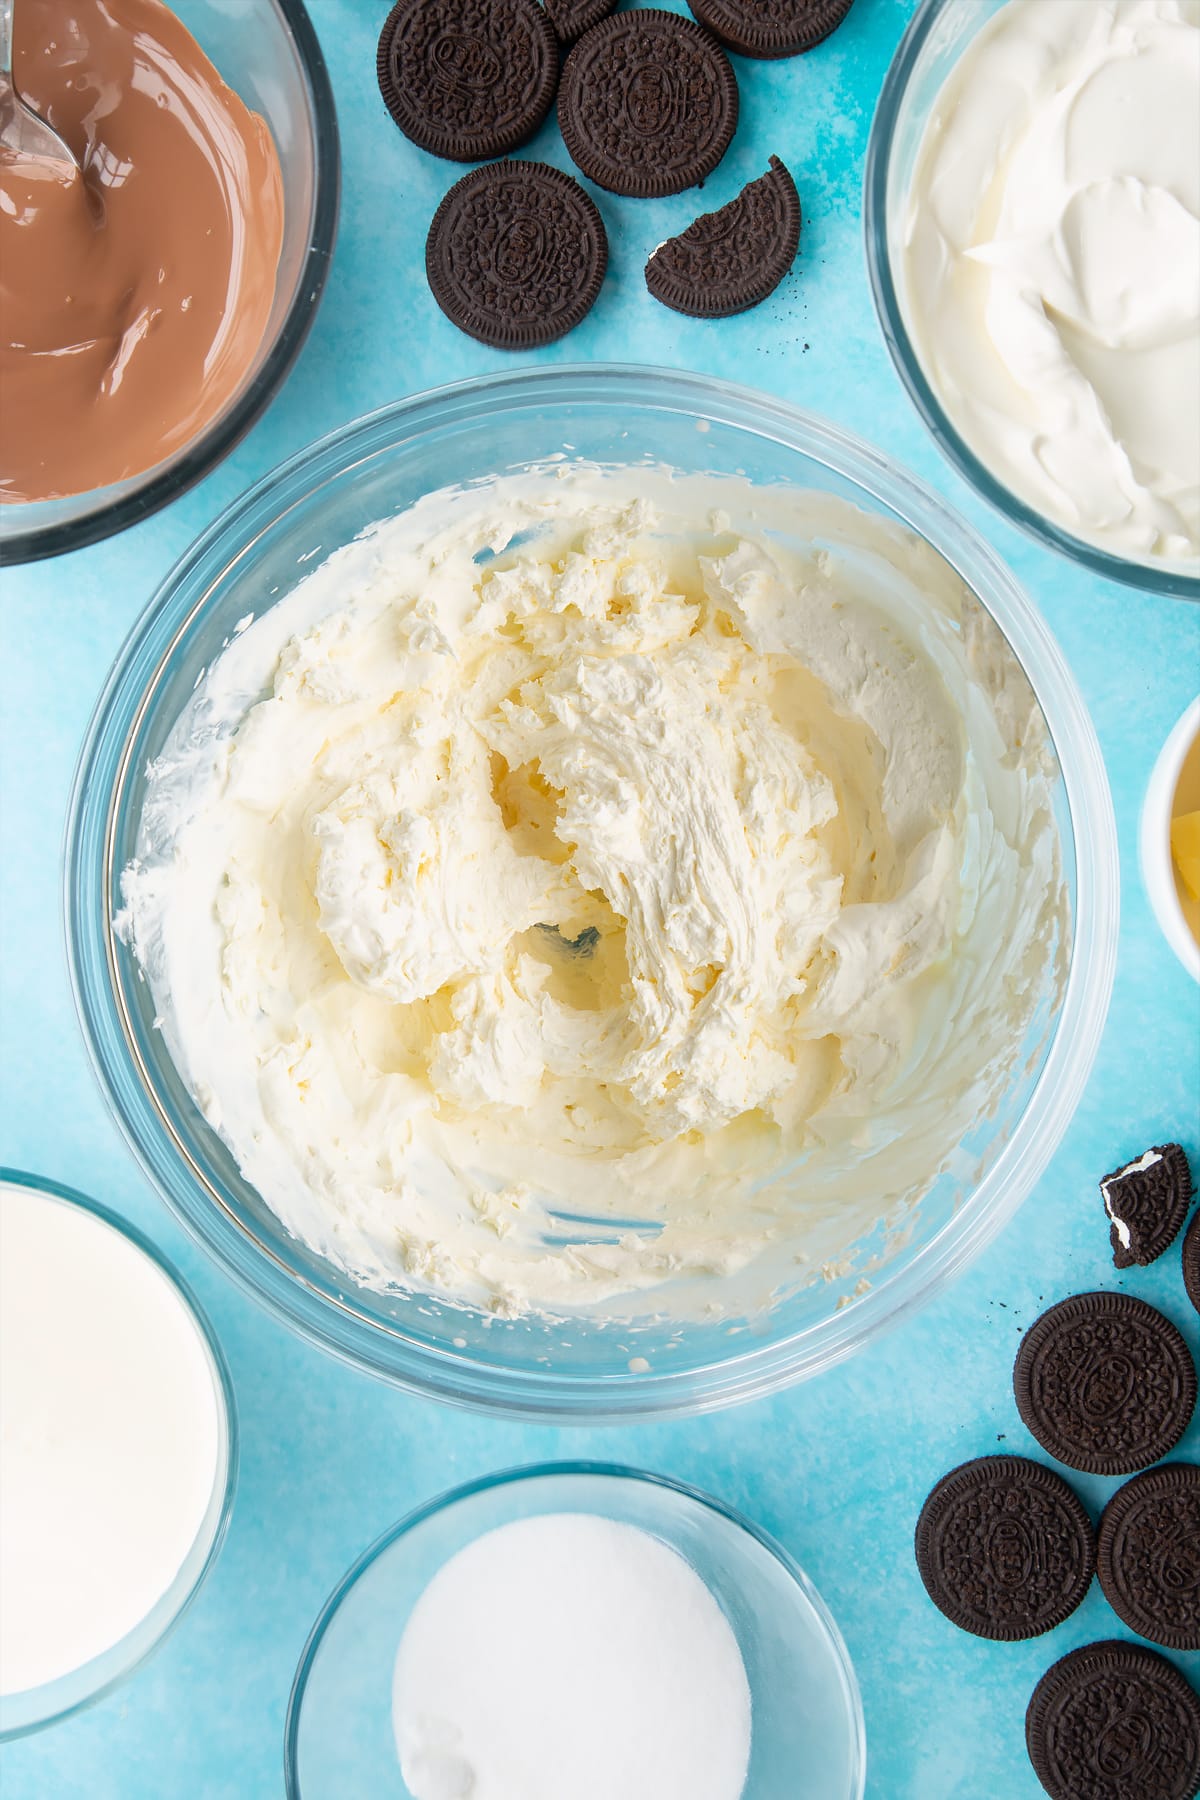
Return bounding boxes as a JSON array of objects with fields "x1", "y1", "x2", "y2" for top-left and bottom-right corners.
[{"x1": 392, "y1": 1512, "x2": 752, "y2": 1800}]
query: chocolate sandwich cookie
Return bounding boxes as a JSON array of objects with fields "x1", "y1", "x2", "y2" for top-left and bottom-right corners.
[
  {"x1": 543, "y1": 0, "x2": 616, "y2": 45},
  {"x1": 377, "y1": 0, "x2": 558, "y2": 162},
  {"x1": 1102, "y1": 1143, "x2": 1194, "y2": 1268},
  {"x1": 558, "y1": 10, "x2": 738, "y2": 198},
  {"x1": 686, "y1": 0, "x2": 855, "y2": 58},
  {"x1": 1185, "y1": 1211, "x2": 1200, "y2": 1316},
  {"x1": 1014, "y1": 1292, "x2": 1196, "y2": 1476},
  {"x1": 426, "y1": 160, "x2": 607, "y2": 349},
  {"x1": 1098, "y1": 1465, "x2": 1200, "y2": 1652},
  {"x1": 644, "y1": 156, "x2": 801, "y2": 317},
  {"x1": 1025, "y1": 1640, "x2": 1200, "y2": 1800},
  {"x1": 914, "y1": 1456, "x2": 1094, "y2": 1641}
]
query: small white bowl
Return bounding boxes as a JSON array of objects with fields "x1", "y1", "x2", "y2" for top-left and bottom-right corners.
[{"x1": 1141, "y1": 698, "x2": 1200, "y2": 983}]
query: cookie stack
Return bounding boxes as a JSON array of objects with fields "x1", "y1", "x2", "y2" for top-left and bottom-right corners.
[
  {"x1": 374, "y1": 0, "x2": 842, "y2": 344},
  {"x1": 915, "y1": 1142, "x2": 1200, "y2": 1800}
]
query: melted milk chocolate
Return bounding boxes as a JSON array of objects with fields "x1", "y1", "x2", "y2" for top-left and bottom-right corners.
[{"x1": 1, "y1": 0, "x2": 284, "y2": 502}]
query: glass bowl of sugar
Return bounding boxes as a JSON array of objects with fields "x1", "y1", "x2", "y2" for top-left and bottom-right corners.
[{"x1": 285, "y1": 1462, "x2": 865, "y2": 1800}]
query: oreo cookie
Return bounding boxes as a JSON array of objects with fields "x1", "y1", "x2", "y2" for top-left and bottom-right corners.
[
  {"x1": 686, "y1": 0, "x2": 855, "y2": 58},
  {"x1": 1185, "y1": 1211, "x2": 1200, "y2": 1316},
  {"x1": 543, "y1": 0, "x2": 615, "y2": 45},
  {"x1": 644, "y1": 156, "x2": 801, "y2": 318},
  {"x1": 377, "y1": 0, "x2": 558, "y2": 163},
  {"x1": 1013, "y1": 1292, "x2": 1196, "y2": 1476},
  {"x1": 1025, "y1": 1640, "x2": 1200, "y2": 1800},
  {"x1": 1098, "y1": 1465, "x2": 1200, "y2": 1652},
  {"x1": 1102, "y1": 1143, "x2": 1194, "y2": 1269},
  {"x1": 914, "y1": 1456, "x2": 1094, "y2": 1641},
  {"x1": 558, "y1": 11, "x2": 739, "y2": 198},
  {"x1": 426, "y1": 160, "x2": 607, "y2": 348}
]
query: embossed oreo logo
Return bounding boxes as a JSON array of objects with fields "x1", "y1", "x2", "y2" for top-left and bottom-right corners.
[
  {"x1": 1155, "y1": 1519, "x2": 1200, "y2": 1595},
  {"x1": 491, "y1": 213, "x2": 547, "y2": 286},
  {"x1": 431, "y1": 32, "x2": 502, "y2": 91},
  {"x1": 621, "y1": 65, "x2": 685, "y2": 138},
  {"x1": 1071, "y1": 1347, "x2": 1137, "y2": 1419},
  {"x1": 1095, "y1": 1705, "x2": 1154, "y2": 1777},
  {"x1": 985, "y1": 1516, "x2": 1035, "y2": 1590}
]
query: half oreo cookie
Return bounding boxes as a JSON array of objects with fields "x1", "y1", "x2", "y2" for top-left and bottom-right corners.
[
  {"x1": 644, "y1": 157, "x2": 801, "y2": 318},
  {"x1": 1098, "y1": 1464, "x2": 1200, "y2": 1652},
  {"x1": 1026, "y1": 1640, "x2": 1200, "y2": 1800},
  {"x1": 1013, "y1": 1292, "x2": 1196, "y2": 1476},
  {"x1": 1101, "y1": 1143, "x2": 1194, "y2": 1269},
  {"x1": 914, "y1": 1456, "x2": 1094, "y2": 1641},
  {"x1": 686, "y1": 0, "x2": 856, "y2": 58},
  {"x1": 377, "y1": 0, "x2": 558, "y2": 162},
  {"x1": 426, "y1": 160, "x2": 607, "y2": 348},
  {"x1": 558, "y1": 10, "x2": 739, "y2": 198}
]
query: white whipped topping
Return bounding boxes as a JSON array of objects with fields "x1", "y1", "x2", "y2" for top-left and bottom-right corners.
[
  {"x1": 118, "y1": 465, "x2": 1067, "y2": 1320},
  {"x1": 901, "y1": 0, "x2": 1200, "y2": 564}
]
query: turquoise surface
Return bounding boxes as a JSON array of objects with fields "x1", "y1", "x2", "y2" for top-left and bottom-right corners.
[{"x1": 2, "y1": 0, "x2": 1198, "y2": 1794}]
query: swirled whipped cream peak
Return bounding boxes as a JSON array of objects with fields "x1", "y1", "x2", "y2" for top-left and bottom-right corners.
[
  {"x1": 118, "y1": 465, "x2": 1067, "y2": 1320},
  {"x1": 900, "y1": 0, "x2": 1200, "y2": 565}
]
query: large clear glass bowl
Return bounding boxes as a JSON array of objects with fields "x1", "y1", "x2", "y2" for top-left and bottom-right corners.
[
  {"x1": 0, "y1": 0, "x2": 339, "y2": 567},
  {"x1": 284, "y1": 1464, "x2": 865, "y2": 1800},
  {"x1": 0, "y1": 1169, "x2": 237, "y2": 1740},
  {"x1": 66, "y1": 366, "x2": 1119, "y2": 1420},
  {"x1": 864, "y1": 0, "x2": 1200, "y2": 602}
]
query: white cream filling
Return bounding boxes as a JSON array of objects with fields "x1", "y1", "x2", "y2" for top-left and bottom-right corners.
[
  {"x1": 1101, "y1": 1147, "x2": 1165, "y2": 1247},
  {"x1": 901, "y1": 0, "x2": 1200, "y2": 564},
  {"x1": 118, "y1": 466, "x2": 1067, "y2": 1319}
]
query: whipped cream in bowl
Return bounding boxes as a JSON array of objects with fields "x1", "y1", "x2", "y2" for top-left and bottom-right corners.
[
  {"x1": 68, "y1": 369, "x2": 1118, "y2": 1417},
  {"x1": 866, "y1": 0, "x2": 1200, "y2": 597}
]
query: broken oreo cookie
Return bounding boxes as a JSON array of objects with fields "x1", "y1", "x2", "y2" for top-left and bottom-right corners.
[
  {"x1": 558, "y1": 10, "x2": 739, "y2": 198},
  {"x1": 1026, "y1": 1640, "x2": 1200, "y2": 1800},
  {"x1": 915, "y1": 1456, "x2": 1094, "y2": 1641},
  {"x1": 1098, "y1": 1464, "x2": 1200, "y2": 1652},
  {"x1": 686, "y1": 0, "x2": 855, "y2": 58},
  {"x1": 425, "y1": 160, "x2": 607, "y2": 348},
  {"x1": 1013, "y1": 1291, "x2": 1196, "y2": 1476},
  {"x1": 1102, "y1": 1143, "x2": 1194, "y2": 1269},
  {"x1": 644, "y1": 156, "x2": 801, "y2": 317},
  {"x1": 377, "y1": 0, "x2": 558, "y2": 162}
]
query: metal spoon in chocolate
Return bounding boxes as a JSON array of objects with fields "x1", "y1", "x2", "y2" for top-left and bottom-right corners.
[{"x1": 0, "y1": 0, "x2": 78, "y2": 174}]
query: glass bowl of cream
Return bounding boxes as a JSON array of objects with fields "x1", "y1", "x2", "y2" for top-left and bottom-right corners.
[
  {"x1": 0, "y1": 0, "x2": 339, "y2": 567},
  {"x1": 865, "y1": 0, "x2": 1200, "y2": 600},
  {"x1": 0, "y1": 1170, "x2": 236, "y2": 1739},
  {"x1": 67, "y1": 366, "x2": 1118, "y2": 1419},
  {"x1": 285, "y1": 1463, "x2": 865, "y2": 1800}
]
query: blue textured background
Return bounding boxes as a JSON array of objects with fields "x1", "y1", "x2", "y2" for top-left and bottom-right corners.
[{"x1": 2, "y1": 1, "x2": 1198, "y2": 1794}]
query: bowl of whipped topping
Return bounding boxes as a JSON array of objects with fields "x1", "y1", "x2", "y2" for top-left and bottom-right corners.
[
  {"x1": 0, "y1": 0, "x2": 338, "y2": 565},
  {"x1": 865, "y1": 0, "x2": 1200, "y2": 598},
  {"x1": 67, "y1": 366, "x2": 1118, "y2": 1418}
]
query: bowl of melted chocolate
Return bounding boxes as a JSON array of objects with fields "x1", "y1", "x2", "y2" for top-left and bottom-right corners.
[{"x1": 0, "y1": 0, "x2": 338, "y2": 562}]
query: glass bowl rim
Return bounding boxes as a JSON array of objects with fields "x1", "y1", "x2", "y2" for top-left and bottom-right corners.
[
  {"x1": 0, "y1": 1165, "x2": 238, "y2": 1741},
  {"x1": 282, "y1": 1458, "x2": 867, "y2": 1800},
  {"x1": 862, "y1": 0, "x2": 1200, "y2": 603},
  {"x1": 0, "y1": 0, "x2": 341, "y2": 569},
  {"x1": 65, "y1": 362, "x2": 1119, "y2": 1422}
]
